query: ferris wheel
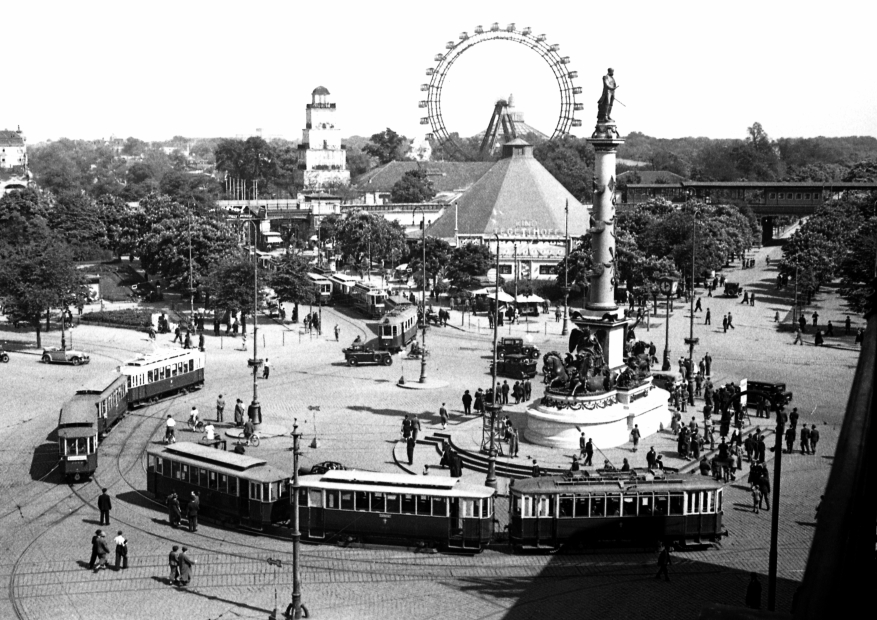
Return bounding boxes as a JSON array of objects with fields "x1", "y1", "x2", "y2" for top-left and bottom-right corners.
[{"x1": 420, "y1": 23, "x2": 583, "y2": 161}]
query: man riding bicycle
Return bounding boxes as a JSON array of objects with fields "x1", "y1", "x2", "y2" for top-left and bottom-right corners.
[
  {"x1": 243, "y1": 418, "x2": 255, "y2": 445},
  {"x1": 165, "y1": 415, "x2": 176, "y2": 443}
]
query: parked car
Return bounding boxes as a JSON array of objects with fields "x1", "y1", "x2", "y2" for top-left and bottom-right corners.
[
  {"x1": 723, "y1": 282, "x2": 741, "y2": 297},
  {"x1": 41, "y1": 347, "x2": 90, "y2": 365},
  {"x1": 343, "y1": 344, "x2": 393, "y2": 366},
  {"x1": 651, "y1": 371, "x2": 684, "y2": 392},
  {"x1": 491, "y1": 354, "x2": 538, "y2": 379},
  {"x1": 495, "y1": 337, "x2": 540, "y2": 360},
  {"x1": 300, "y1": 461, "x2": 348, "y2": 476},
  {"x1": 0, "y1": 349, "x2": 9, "y2": 363}
]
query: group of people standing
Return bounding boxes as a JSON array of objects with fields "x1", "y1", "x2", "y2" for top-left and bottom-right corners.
[{"x1": 88, "y1": 529, "x2": 128, "y2": 573}]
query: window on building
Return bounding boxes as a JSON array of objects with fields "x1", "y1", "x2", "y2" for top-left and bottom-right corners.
[
  {"x1": 499, "y1": 265, "x2": 512, "y2": 275},
  {"x1": 539, "y1": 265, "x2": 556, "y2": 275}
]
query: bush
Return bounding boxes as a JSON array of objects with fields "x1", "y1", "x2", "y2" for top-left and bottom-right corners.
[{"x1": 80, "y1": 308, "x2": 154, "y2": 329}]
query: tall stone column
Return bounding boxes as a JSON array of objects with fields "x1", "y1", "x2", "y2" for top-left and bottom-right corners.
[{"x1": 586, "y1": 124, "x2": 625, "y2": 311}]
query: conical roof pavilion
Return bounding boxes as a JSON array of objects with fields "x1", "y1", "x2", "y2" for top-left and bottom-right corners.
[{"x1": 427, "y1": 139, "x2": 587, "y2": 240}]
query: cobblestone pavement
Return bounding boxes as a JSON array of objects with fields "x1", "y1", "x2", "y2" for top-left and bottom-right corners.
[{"x1": 0, "y1": 237, "x2": 859, "y2": 619}]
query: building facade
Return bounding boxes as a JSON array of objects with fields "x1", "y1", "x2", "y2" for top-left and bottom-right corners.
[
  {"x1": 295, "y1": 87, "x2": 350, "y2": 191},
  {"x1": 0, "y1": 126, "x2": 29, "y2": 194}
]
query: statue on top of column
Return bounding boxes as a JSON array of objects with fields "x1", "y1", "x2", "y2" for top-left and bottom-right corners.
[{"x1": 597, "y1": 68, "x2": 617, "y2": 123}]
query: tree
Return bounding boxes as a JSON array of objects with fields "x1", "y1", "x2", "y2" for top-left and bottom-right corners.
[
  {"x1": 407, "y1": 237, "x2": 453, "y2": 289},
  {"x1": 0, "y1": 239, "x2": 88, "y2": 347},
  {"x1": 0, "y1": 188, "x2": 53, "y2": 251},
  {"x1": 335, "y1": 212, "x2": 407, "y2": 274},
  {"x1": 345, "y1": 146, "x2": 373, "y2": 178},
  {"x1": 838, "y1": 216, "x2": 877, "y2": 313},
  {"x1": 48, "y1": 194, "x2": 108, "y2": 260},
  {"x1": 446, "y1": 243, "x2": 492, "y2": 289},
  {"x1": 533, "y1": 136, "x2": 594, "y2": 202},
  {"x1": 269, "y1": 252, "x2": 315, "y2": 319},
  {"x1": 204, "y1": 254, "x2": 264, "y2": 317},
  {"x1": 122, "y1": 137, "x2": 148, "y2": 157},
  {"x1": 390, "y1": 169, "x2": 436, "y2": 203},
  {"x1": 363, "y1": 129, "x2": 408, "y2": 165}
]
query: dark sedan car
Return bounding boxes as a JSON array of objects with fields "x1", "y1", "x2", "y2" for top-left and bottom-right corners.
[
  {"x1": 343, "y1": 344, "x2": 393, "y2": 366},
  {"x1": 491, "y1": 354, "x2": 538, "y2": 379},
  {"x1": 299, "y1": 461, "x2": 347, "y2": 477}
]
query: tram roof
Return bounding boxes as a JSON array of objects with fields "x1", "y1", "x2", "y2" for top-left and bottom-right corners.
[
  {"x1": 511, "y1": 472, "x2": 724, "y2": 494},
  {"x1": 58, "y1": 394, "x2": 96, "y2": 429},
  {"x1": 75, "y1": 372, "x2": 127, "y2": 395},
  {"x1": 147, "y1": 442, "x2": 288, "y2": 482},
  {"x1": 299, "y1": 471, "x2": 495, "y2": 498},
  {"x1": 121, "y1": 349, "x2": 203, "y2": 368}
]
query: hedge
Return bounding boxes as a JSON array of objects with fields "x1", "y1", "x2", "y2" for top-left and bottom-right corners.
[{"x1": 80, "y1": 308, "x2": 154, "y2": 329}]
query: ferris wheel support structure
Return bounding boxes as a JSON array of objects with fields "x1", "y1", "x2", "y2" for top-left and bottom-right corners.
[{"x1": 420, "y1": 23, "x2": 583, "y2": 161}]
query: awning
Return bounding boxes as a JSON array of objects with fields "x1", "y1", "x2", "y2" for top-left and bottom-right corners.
[
  {"x1": 515, "y1": 294, "x2": 545, "y2": 304},
  {"x1": 473, "y1": 289, "x2": 515, "y2": 303}
]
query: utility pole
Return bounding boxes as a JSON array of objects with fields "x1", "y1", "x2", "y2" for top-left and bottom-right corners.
[
  {"x1": 562, "y1": 199, "x2": 570, "y2": 336},
  {"x1": 248, "y1": 220, "x2": 262, "y2": 429},
  {"x1": 685, "y1": 210, "x2": 700, "y2": 406},
  {"x1": 485, "y1": 233, "x2": 501, "y2": 489},
  {"x1": 290, "y1": 419, "x2": 304, "y2": 618}
]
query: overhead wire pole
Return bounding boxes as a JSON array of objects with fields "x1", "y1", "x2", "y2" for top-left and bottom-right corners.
[
  {"x1": 686, "y1": 209, "x2": 700, "y2": 406},
  {"x1": 485, "y1": 232, "x2": 501, "y2": 489},
  {"x1": 248, "y1": 219, "x2": 262, "y2": 430},
  {"x1": 188, "y1": 204, "x2": 194, "y2": 330},
  {"x1": 562, "y1": 198, "x2": 570, "y2": 336},
  {"x1": 414, "y1": 206, "x2": 428, "y2": 383},
  {"x1": 290, "y1": 419, "x2": 304, "y2": 618}
]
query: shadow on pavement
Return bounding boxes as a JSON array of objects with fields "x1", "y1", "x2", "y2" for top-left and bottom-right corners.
[{"x1": 30, "y1": 442, "x2": 61, "y2": 481}]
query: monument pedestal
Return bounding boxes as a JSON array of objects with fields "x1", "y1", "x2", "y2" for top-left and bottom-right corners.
[{"x1": 525, "y1": 380, "x2": 671, "y2": 449}]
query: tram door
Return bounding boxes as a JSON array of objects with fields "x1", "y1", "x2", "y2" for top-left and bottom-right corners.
[
  {"x1": 535, "y1": 495, "x2": 555, "y2": 544},
  {"x1": 448, "y1": 498, "x2": 464, "y2": 548},
  {"x1": 307, "y1": 489, "x2": 325, "y2": 538}
]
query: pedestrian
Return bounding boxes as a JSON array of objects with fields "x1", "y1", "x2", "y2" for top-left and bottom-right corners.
[
  {"x1": 793, "y1": 328, "x2": 803, "y2": 345},
  {"x1": 94, "y1": 532, "x2": 110, "y2": 573},
  {"x1": 749, "y1": 292, "x2": 755, "y2": 306},
  {"x1": 751, "y1": 484, "x2": 761, "y2": 513},
  {"x1": 570, "y1": 455, "x2": 580, "y2": 472},
  {"x1": 746, "y1": 573, "x2": 762, "y2": 609},
  {"x1": 800, "y1": 425, "x2": 811, "y2": 455},
  {"x1": 523, "y1": 377, "x2": 532, "y2": 400},
  {"x1": 814, "y1": 330, "x2": 824, "y2": 346},
  {"x1": 799, "y1": 314, "x2": 807, "y2": 333},
  {"x1": 855, "y1": 327, "x2": 864, "y2": 346},
  {"x1": 187, "y1": 491, "x2": 199, "y2": 532},
  {"x1": 173, "y1": 325, "x2": 181, "y2": 343},
  {"x1": 183, "y1": 331, "x2": 191, "y2": 350},
  {"x1": 810, "y1": 424, "x2": 820, "y2": 454},
  {"x1": 705, "y1": 308, "x2": 711, "y2": 325},
  {"x1": 501, "y1": 380, "x2": 510, "y2": 405},
  {"x1": 655, "y1": 542, "x2": 671, "y2": 582},
  {"x1": 334, "y1": 325, "x2": 340, "y2": 341},
  {"x1": 758, "y1": 470, "x2": 771, "y2": 510},
  {"x1": 555, "y1": 306, "x2": 561, "y2": 322},
  {"x1": 826, "y1": 321, "x2": 834, "y2": 337},
  {"x1": 401, "y1": 415, "x2": 411, "y2": 439},
  {"x1": 630, "y1": 424, "x2": 641, "y2": 452},
  {"x1": 462, "y1": 390, "x2": 472, "y2": 415},
  {"x1": 704, "y1": 352, "x2": 712, "y2": 377},
  {"x1": 168, "y1": 545, "x2": 181, "y2": 585},
  {"x1": 531, "y1": 460, "x2": 540, "y2": 477},
  {"x1": 113, "y1": 531, "x2": 128, "y2": 570},
  {"x1": 742, "y1": 291, "x2": 749, "y2": 305},
  {"x1": 774, "y1": 311, "x2": 779, "y2": 323},
  {"x1": 215, "y1": 394, "x2": 225, "y2": 423},
  {"x1": 579, "y1": 432, "x2": 587, "y2": 458},
  {"x1": 98, "y1": 488, "x2": 112, "y2": 525},
  {"x1": 722, "y1": 316, "x2": 728, "y2": 333},
  {"x1": 646, "y1": 446, "x2": 657, "y2": 469},
  {"x1": 234, "y1": 398, "x2": 245, "y2": 427},
  {"x1": 474, "y1": 388, "x2": 484, "y2": 415},
  {"x1": 512, "y1": 381, "x2": 521, "y2": 404},
  {"x1": 694, "y1": 297, "x2": 702, "y2": 312},
  {"x1": 88, "y1": 529, "x2": 102, "y2": 569},
  {"x1": 198, "y1": 332, "x2": 204, "y2": 351},
  {"x1": 177, "y1": 547, "x2": 196, "y2": 587},
  {"x1": 812, "y1": 311, "x2": 819, "y2": 327},
  {"x1": 584, "y1": 439, "x2": 594, "y2": 466},
  {"x1": 406, "y1": 435, "x2": 416, "y2": 465},
  {"x1": 509, "y1": 425, "x2": 519, "y2": 457},
  {"x1": 439, "y1": 403, "x2": 448, "y2": 430},
  {"x1": 213, "y1": 317, "x2": 220, "y2": 336},
  {"x1": 727, "y1": 312, "x2": 735, "y2": 329},
  {"x1": 844, "y1": 316, "x2": 851, "y2": 335},
  {"x1": 148, "y1": 326, "x2": 156, "y2": 341},
  {"x1": 167, "y1": 491, "x2": 182, "y2": 527},
  {"x1": 411, "y1": 415, "x2": 422, "y2": 440},
  {"x1": 263, "y1": 358, "x2": 270, "y2": 379}
]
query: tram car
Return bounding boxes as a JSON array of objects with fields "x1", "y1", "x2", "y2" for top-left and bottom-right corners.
[
  {"x1": 56, "y1": 396, "x2": 99, "y2": 482},
  {"x1": 328, "y1": 273, "x2": 360, "y2": 304},
  {"x1": 295, "y1": 470, "x2": 496, "y2": 551},
  {"x1": 306, "y1": 273, "x2": 333, "y2": 305},
  {"x1": 378, "y1": 304, "x2": 418, "y2": 352},
  {"x1": 350, "y1": 282, "x2": 388, "y2": 318},
  {"x1": 508, "y1": 471, "x2": 724, "y2": 550},
  {"x1": 119, "y1": 349, "x2": 205, "y2": 407},
  {"x1": 146, "y1": 442, "x2": 291, "y2": 530}
]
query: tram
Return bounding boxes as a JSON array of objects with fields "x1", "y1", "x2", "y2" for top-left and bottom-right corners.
[
  {"x1": 508, "y1": 471, "x2": 725, "y2": 549},
  {"x1": 57, "y1": 396, "x2": 99, "y2": 481},
  {"x1": 328, "y1": 273, "x2": 360, "y2": 304},
  {"x1": 378, "y1": 304, "x2": 418, "y2": 352},
  {"x1": 350, "y1": 282, "x2": 388, "y2": 318},
  {"x1": 119, "y1": 349, "x2": 205, "y2": 407},
  {"x1": 306, "y1": 273, "x2": 333, "y2": 305},
  {"x1": 146, "y1": 442, "x2": 291, "y2": 529},
  {"x1": 295, "y1": 470, "x2": 496, "y2": 551}
]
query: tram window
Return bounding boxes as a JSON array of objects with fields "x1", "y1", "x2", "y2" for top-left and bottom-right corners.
[
  {"x1": 590, "y1": 495, "x2": 605, "y2": 517},
  {"x1": 416, "y1": 495, "x2": 431, "y2": 516},
  {"x1": 340, "y1": 492, "x2": 354, "y2": 510},
  {"x1": 326, "y1": 490, "x2": 338, "y2": 509},
  {"x1": 355, "y1": 491, "x2": 368, "y2": 511},
  {"x1": 386, "y1": 494, "x2": 400, "y2": 513},
  {"x1": 148, "y1": 371, "x2": 154, "y2": 383},
  {"x1": 575, "y1": 496, "x2": 589, "y2": 517},
  {"x1": 59, "y1": 438, "x2": 65, "y2": 456},
  {"x1": 472, "y1": 499, "x2": 481, "y2": 518},
  {"x1": 208, "y1": 471, "x2": 217, "y2": 490},
  {"x1": 537, "y1": 496, "x2": 553, "y2": 517},
  {"x1": 297, "y1": 488, "x2": 307, "y2": 506},
  {"x1": 392, "y1": 326, "x2": 398, "y2": 336},
  {"x1": 607, "y1": 494, "x2": 621, "y2": 516},
  {"x1": 558, "y1": 496, "x2": 573, "y2": 517},
  {"x1": 512, "y1": 495, "x2": 521, "y2": 516},
  {"x1": 228, "y1": 477, "x2": 238, "y2": 497},
  {"x1": 250, "y1": 482, "x2": 261, "y2": 501},
  {"x1": 804, "y1": 193, "x2": 810, "y2": 200},
  {"x1": 217, "y1": 473, "x2": 227, "y2": 493},
  {"x1": 622, "y1": 496, "x2": 636, "y2": 517},
  {"x1": 432, "y1": 497, "x2": 447, "y2": 517},
  {"x1": 705, "y1": 491, "x2": 713, "y2": 513},
  {"x1": 687, "y1": 491, "x2": 700, "y2": 514},
  {"x1": 669, "y1": 494, "x2": 684, "y2": 515},
  {"x1": 778, "y1": 193, "x2": 785, "y2": 200},
  {"x1": 371, "y1": 492, "x2": 385, "y2": 512},
  {"x1": 188, "y1": 359, "x2": 194, "y2": 372},
  {"x1": 171, "y1": 461, "x2": 181, "y2": 480},
  {"x1": 521, "y1": 495, "x2": 534, "y2": 518},
  {"x1": 181, "y1": 464, "x2": 190, "y2": 482},
  {"x1": 198, "y1": 468, "x2": 207, "y2": 487},
  {"x1": 172, "y1": 364, "x2": 178, "y2": 377},
  {"x1": 655, "y1": 495, "x2": 668, "y2": 515},
  {"x1": 268, "y1": 483, "x2": 279, "y2": 502},
  {"x1": 640, "y1": 494, "x2": 653, "y2": 515},
  {"x1": 401, "y1": 494, "x2": 416, "y2": 514},
  {"x1": 484, "y1": 497, "x2": 492, "y2": 517},
  {"x1": 717, "y1": 490, "x2": 723, "y2": 512},
  {"x1": 308, "y1": 490, "x2": 322, "y2": 508},
  {"x1": 796, "y1": 193, "x2": 802, "y2": 200}
]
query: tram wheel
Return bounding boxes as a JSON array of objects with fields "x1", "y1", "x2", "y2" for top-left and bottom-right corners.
[{"x1": 73, "y1": 473, "x2": 81, "y2": 482}]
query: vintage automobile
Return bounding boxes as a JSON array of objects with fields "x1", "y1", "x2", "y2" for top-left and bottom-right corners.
[
  {"x1": 723, "y1": 282, "x2": 741, "y2": 297},
  {"x1": 491, "y1": 354, "x2": 538, "y2": 379},
  {"x1": 343, "y1": 344, "x2": 393, "y2": 366},
  {"x1": 495, "y1": 337, "x2": 540, "y2": 360},
  {"x1": 651, "y1": 371, "x2": 685, "y2": 392},
  {"x1": 300, "y1": 461, "x2": 348, "y2": 476},
  {"x1": 41, "y1": 347, "x2": 90, "y2": 365},
  {"x1": 0, "y1": 349, "x2": 9, "y2": 363}
]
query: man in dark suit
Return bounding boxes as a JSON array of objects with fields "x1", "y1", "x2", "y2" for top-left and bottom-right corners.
[
  {"x1": 98, "y1": 488, "x2": 112, "y2": 525},
  {"x1": 187, "y1": 492, "x2": 200, "y2": 532},
  {"x1": 88, "y1": 529, "x2": 102, "y2": 569}
]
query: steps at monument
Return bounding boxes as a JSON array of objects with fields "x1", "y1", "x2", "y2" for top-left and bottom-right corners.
[{"x1": 424, "y1": 433, "x2": 569, "y2": 480}]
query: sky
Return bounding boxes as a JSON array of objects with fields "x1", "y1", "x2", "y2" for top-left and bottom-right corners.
[{"x1": 5, "y1": 0, "x2": 877, "y2": 145}]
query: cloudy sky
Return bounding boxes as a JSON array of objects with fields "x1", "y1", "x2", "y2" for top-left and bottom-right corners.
[{"x1": 7, "y1": 0, "x2": 876, "y2": 143}]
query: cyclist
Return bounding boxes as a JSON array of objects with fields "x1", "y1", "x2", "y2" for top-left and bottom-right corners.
[
  {"x1": 165, "y1": 415, "x2": 176, "y2": 443},
  {"x1": 243, "y1": 418, "x2": 255, "y2": 445},
  {"x1": 188, "y1": 406, "x2": 200, "y2": 429},
  {"x1": 203, "y1": 423, "x2": 215, "y2": 442}
]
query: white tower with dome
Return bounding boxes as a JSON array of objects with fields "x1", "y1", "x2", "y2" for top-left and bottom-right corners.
[{"x1": 296, "y1": 86, "x2": 350, "y2": 191}]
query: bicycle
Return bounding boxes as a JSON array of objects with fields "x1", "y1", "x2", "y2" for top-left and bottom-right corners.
[
  {"x1": 187, "y1": 416, "x2": 205, "y2": 432},
  {"x1": 239, "y1": 431, "x2": 261, "y2": 447}
]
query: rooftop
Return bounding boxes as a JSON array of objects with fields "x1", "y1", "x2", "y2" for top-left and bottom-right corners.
[{"x1": 352, "y1": 161, "x2": 493, "y2": 194}]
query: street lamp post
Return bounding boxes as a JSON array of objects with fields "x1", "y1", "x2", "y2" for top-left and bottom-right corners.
[
  {"x1": 290, "y1": 419, "x2": 304, "y2": 618},
  {"x1": 659, "y1": 275, "x2": 678, "y2": 372},
  {"x1": 561, "y1": 199, "x2": 570, "y2": 336},
  {"x1": 413, "y1": 206, "x2": 428, "y2": 383},
  {"x1": 685, "y1": 211, "x2": 701, "y2": 405},
  {"x1": 247, "y1": 220, "x2": 262, "y2": 429},
  {"x1": 188, "y1": 207, "x2": 194, "y2": 328},
  {"x1": 485, "y1": 233, "x2": 502, "y2": 489}
]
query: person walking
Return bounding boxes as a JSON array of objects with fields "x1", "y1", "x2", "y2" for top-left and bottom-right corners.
[
  {"x1": 694, "y1": 297, "x2": 702, "y2": 312},
  {"x1": 406, "y1": 435, "x2": 416, "y2": 466},
  {"x1": 334, "y1": 325, "x2": 340, "y2": 341},
  {"x1": 168, "y1": 546, "x2": 181, "y2": 585},
  {"x1": 800, "y1": 425, "x2": 811, "y2": 455},
  {"x1": 474, "y1": 388, "x2": 484, "y2": 415},
  {"x1": 215, "y1": 395, "x2": 225, "y2": 423},
  {"x1": 704, "y1": 352, "x2": 712, "y2": 377},
  {"x1": 183, "y1": 331, "x2": 192, "y2": 350},
  {"x1": 177, "y1": 547, "x2": 196, "y2": 587},
  {"x1": 187, "y1": 492, "x2": 199, "y2": 532},
  {"x1": 462, "y1": 390, "x2": 472, "y2": 415},
  {"x1": 742, "y1": 291, "x2": 749, "y2": 305},
  {"x1": 88, "y1": 529, "x2": 102, "y2": 570},
  {"x1": 746, "y1": 573, "x2": 762, "y2": 609},
  {"x1": 727, "y1": 312, "x2": 735, "y2": 329},
  {"x1": 749, "y1": 292, "x2": 755, "y2": 307},
  {"x1": 113, "y1": 531, "x2": 128, "y2": 570},
  {"x1": 812, "y1": 311, "x2": 819, "y2": 328},
  {"x1": 751, "y1": 484, "x2": 761, "y2": 514},
  {"x1": 173, "y1": 325, "x2": 181, "y2": 344},
  {"x1": 98, "y1": 488, "x2": 112, "y2": 525},
  {"x1": 630, "y1": 424, "x2": 641, "y2": 452},
  {"x1": 845, "y1": 316, "x2": 851, "y2": 335},
  {"x1": 509, "y1": 425, "x2": 519, "y2": 458},
  {"x1": 501, "y1": 380, "x2": 510, "y2": 405},
  {"x1": 722, "y1": 315, "x2": 728, "y2": 333},
  {"x1": 793, "y1": 327, "x2": 804, "y2": 345},
  {"x1": 655, "y1": 543, "x2": 671, "y2": 582},
  {"x1": 584, "y1": 439, "x2": 594, "y2": 466},
  {"x1": 167, "y1": 491, "x2": 182, "y2": 528},
  {"x1": 234, "y1": 398, "x2": 245, "y2": 427},
  {"x1": 705, "y1": 308, "x2": 711, "y2": 325},
  {"x1": 810, "y1": 424, "x2": 820, "y2": 454},
  {"x1": 784, "y1": 426, "x2": 795, "y2": 453},
  {"x1": 262, "y1": 358, "x2": 270, "y2": 379},
  {"x1": 198, "y1": 332, "x2": 204, "y2": 351},
  {"x1": 94, "y1": 532, "x2": 110, "y2": 573},
  {"x1": 579, "y1": 432, "x2": 587, "y2": 458},
  {"x1": 439, "y1": 403, "x2": 448, "y2": 430},
  {"x1": 758, "y1": 469, "x2": 771, "y2": 511}
]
